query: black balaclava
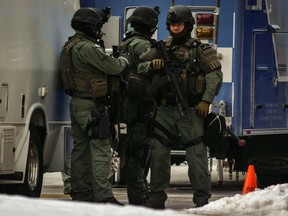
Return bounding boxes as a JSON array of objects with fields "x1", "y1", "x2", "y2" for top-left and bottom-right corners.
[
  {"x1": 72, "y1": 22, "x2": 102, "y2": 40},
  {"x1": 169, "y1": 23, "x2": 193, "y2": 46},
  {"x1": 131, "y1": 22, "x2": 155, "y2": 39}
]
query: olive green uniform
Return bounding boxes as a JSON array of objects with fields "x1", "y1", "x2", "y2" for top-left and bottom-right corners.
[
  {"x1": 61, "y1": 168, "x2": 71, "y2": 194},
  {"x1": 139, "y1": 37, "x2": 223, "y2": 208},
  {"x1": 121, "y1": 31, "x2": 155, "y2": 205},
  {"x1": 68, "y1": 31, "x2": 127, "y2": 202}
]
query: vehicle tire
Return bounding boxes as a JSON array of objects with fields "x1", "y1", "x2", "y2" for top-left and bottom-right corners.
[
  {"x1": 249, "y1": 156, "x2": 288, "y2": 189},
  {"x1": 18, "y1": 127, "x2": 44, "y2": 197}
]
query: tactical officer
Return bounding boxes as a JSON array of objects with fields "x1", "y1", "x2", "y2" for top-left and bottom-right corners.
[
  {"x1": 60, "y1": 7, "x2": 128, "y2": 204},
  {"x1": 118, "y1": 6, "x2": 160, "y2": 205},
  {"x1": 138, "y1": 5, "x2": 223, "y2": 208}
]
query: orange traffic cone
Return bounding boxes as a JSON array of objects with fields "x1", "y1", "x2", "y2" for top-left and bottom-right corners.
[{"x1": 242, "y1": 165, "x2": 258, "y2": 194}]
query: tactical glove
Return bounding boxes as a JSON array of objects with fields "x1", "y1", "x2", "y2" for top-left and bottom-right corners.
[
  {"x1": 151, "y1": 59, "x2": 164, "y2": 70},
  {"x1": 119, "y1": 55, "x2": 129, "y2": 65},
  {"x1": 197, "y1": 101, "x2": 210, "y2": 118}
]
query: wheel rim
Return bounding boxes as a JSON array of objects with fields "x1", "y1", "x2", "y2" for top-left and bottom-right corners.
[{"x1": 27, "y1": 142, "x2": 39, "y2": 191}]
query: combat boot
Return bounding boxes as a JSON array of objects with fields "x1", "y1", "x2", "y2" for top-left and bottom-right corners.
[
  {"x1": 143, "y1": 199, "x2": 165, "y2": 210},
  {"x1": 195, "y1": 201, "x2": 208, "y2": 208},
  {"x1": 98, "y1": 197, "x2": 124, "y2": 206},
  {"x1": 70, "y1": 190, "x2": 94, "y2": 202},
  {"x1": 129, "y1": 197, "x2": 149, "y2": 206}
]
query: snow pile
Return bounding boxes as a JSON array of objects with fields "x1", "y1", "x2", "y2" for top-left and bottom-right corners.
[
  {"x1": 186, "y1": 183, "x2": 288, "y2": 216},
  {"x1": 0, "y1": 183, "x2": 287, "y2": 216}
]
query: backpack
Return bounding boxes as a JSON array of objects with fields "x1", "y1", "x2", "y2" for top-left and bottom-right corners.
[{"x1": 204, "y1": 112, "x2": 227, "y2": 158}]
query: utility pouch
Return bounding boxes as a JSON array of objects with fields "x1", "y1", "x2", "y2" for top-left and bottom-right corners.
[
  {"x1": 195, "y1": 74, "x2": 206, "y2": 94},
  {"x1": 188, "y1": 74, "x2": 206, "y2": 95},
  {"x1": 90, "y1": 106, "x2": 110, "y2": 139},
  {"x1": 126, "y1": 73, "x2": 144, "y2": 98},
  {"x1": 89, "y1": 77, "x2": 108, "y2": 98},
  {"x1": 109, "y1": 75, "x2": 120, "y2": 92}
]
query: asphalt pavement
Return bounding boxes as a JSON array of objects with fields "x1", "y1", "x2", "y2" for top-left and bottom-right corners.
[{"x1": 41, "y1": 161, "x2": 245, "y2": 209}]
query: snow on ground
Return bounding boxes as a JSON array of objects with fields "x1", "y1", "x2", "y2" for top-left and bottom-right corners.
[
  {"x1": 0, "y1": 184, "x2": 287, "y2": 216},
  {"x1": 186, "y1": 183, "x2": 288, "y2": 216}
]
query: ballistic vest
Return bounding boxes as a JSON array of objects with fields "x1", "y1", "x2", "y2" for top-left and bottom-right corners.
[
  {"x1": 60, "y1": 34, "x2": 107, "y2": 97},
  {"x1": 163, "y1": 37, "x2": 221, "y2": 96}
]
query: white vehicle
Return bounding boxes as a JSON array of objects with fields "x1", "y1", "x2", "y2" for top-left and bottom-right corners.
[{"x1": 0, "y1": 0, "x2": 79, "y2": 196}]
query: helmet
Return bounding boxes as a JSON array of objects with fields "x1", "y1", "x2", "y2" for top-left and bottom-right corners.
[
  {"x1": 128, "y1": 6, "x2": 160, "y2": 29},
  {"x1": 71, "y1": 7, "x2": 111, "y2": 39},
  {"x1": 71, "y1": 8, "x2": 102, "y2": 28},
  {"x1": 71, "y1": 7, "x2": 111, "y2": 30},
  {"x1": 166, "y1": 5, "x2": 195, "y2": 26}
]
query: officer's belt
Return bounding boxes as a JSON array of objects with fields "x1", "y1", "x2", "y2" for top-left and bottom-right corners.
[
  {"x1": 73, "y1": 92, "x2": 107, "y2": 103},
  {"x1": 161, "y1": 97, "x2": 178, "y2": 106},
  {"x1": 161, "y1": 97, "x2": 197, "y2": 107}
]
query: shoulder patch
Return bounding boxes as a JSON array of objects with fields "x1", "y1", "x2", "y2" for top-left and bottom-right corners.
[
  {"x1": 198, "y1": 43, "x2": 221, "y2": 73},
  {"x1": 199, "y1": 43, "x2": 212, "y2": 51}
]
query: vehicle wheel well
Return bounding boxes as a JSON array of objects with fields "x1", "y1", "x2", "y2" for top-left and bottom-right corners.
[{"x1": 29, "y1": 109, "x2": 47, "y2": 146}]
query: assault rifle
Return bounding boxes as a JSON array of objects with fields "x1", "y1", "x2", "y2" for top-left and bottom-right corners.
[{"x1": 152, "y1": 40, "x2": 192, "y2": 124}]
